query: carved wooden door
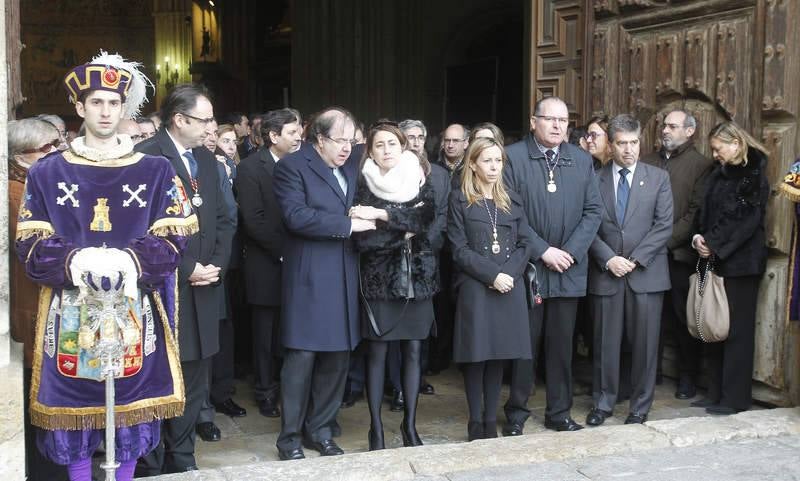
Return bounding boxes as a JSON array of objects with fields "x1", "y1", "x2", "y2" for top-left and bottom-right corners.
[{"x1": 583, "y1": 0, "x2": 800, "y2": 405}]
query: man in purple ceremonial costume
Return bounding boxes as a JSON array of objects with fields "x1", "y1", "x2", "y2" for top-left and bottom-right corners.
[{"x1": 15, "y1": 51, "x2": 198, "y2": 481}]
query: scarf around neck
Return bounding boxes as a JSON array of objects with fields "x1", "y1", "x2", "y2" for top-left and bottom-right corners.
[{"x1": 361, "y1": 150, "x2": 423, "y2": 203}]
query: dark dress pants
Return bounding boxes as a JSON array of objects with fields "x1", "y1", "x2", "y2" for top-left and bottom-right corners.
[
  {"x1": 661, "y1": 257, "x2": 702, "y2": 380},
  {"x1": 276, "y1": 349, "x2": 349, "y2": 451},
  {"x1": 252, "y1": 305, "x2": 281, "y2": 402},
  {"x1": 706, "y1": 275, "x2": 760, "y2": 411},
  {"x1": 137, "y1": 358, "x2": 210, "y2": 475},
  {"x1": 505, "y1": 297, "x2": 579, "y2": 424},
  {"x1": 197, "y1": 316, "x2": 237, "y2": 424},
  {"x1": 591, "y1": 287, "x2": 662, "y2": 415}
]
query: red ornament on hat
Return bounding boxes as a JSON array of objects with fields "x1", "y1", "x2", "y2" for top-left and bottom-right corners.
[{"x1": 104, "y1": 68, "x2": 119, "y2": 85}]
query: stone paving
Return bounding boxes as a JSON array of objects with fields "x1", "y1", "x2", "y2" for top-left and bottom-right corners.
[{"x1": 143, "y1": 367, "x2": 800, "y2": 480}]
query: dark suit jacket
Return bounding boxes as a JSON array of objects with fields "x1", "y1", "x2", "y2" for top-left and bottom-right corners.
[
  {"x1": 235, "y1": 148, "x2": 285, "y2": 306},
  {"x1": 136, "y1": 129, "x2": 236, "y2": 361},
  {"x1": 273, "y1": 144, "x2": 362, "y2": 351},
  {"x1": 588, "y1": 161, "x2": 673, "y2": 295}
]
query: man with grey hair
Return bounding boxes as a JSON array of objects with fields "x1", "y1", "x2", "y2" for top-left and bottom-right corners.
[
  {"x1": 35, "y1": 113, "x2": 68, "y2": 150},
  {"x1": 642, "y1": 108, "x2": 714, "y2": 400},
  {"x1": 586, "y1": 113, "x2": 673, "y2": 426}
]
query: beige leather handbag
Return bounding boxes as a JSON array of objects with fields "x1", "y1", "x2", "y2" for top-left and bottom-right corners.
[{"x1": 686, "y1": 258, "x2": 730, "y2": 342}]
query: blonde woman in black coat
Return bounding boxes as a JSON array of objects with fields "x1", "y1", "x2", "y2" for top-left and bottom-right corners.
[
  {"x1": 691, "y1": 121, "x2": 769, "y2": 415},
  {"x1": 448, "y1": 137, "x2": 535, "y2": 441},
  {"x1": 350, "y1": 122, "x2": 437, "y2": 450}
]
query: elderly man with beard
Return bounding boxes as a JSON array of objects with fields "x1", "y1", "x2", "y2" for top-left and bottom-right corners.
[{"x1": 642, "y1": 109, "x2": 714, "y2": 400}]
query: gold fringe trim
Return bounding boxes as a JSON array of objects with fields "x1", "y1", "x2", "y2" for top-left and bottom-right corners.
[
  {"x1": 149, "y1": 214, "x2": 199, "y2": 237},
  {"x1": 16, "y1": 222, "x2": 55, "y2": 241},
  {"x1": 30, "y1": 400, "x2": 185, "y2": 431},
  {"x1": 779, "y1": 182, "x2": 800, "y2": 203}
]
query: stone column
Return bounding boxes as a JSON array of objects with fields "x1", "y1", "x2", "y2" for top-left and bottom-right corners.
[{"x1": 0, "y1": 0, "x2": 26, "y2": 476}]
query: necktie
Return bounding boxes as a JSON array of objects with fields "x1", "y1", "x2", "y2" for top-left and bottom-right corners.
[
  {"x1": 184, "y1": 151, "x2": 198, "y2": 179},
  {"x1": 333, "y1": 167, "x2": 347, "y2": 195},
  {"x1": 545, "y1": 149, "x2": 555, "y2": 163},
  {"x1": 616, "y1": 167, "x2": 630, "y2": 226}
]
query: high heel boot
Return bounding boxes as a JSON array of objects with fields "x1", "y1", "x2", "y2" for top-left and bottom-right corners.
[{"x1": 368, "y1": 426, "x2": 385, "y2": 451}]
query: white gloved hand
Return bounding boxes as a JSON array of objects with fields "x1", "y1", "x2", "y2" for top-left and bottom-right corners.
[{"x1": 69, "y1": 247, "x2": 139, "y2": 301}]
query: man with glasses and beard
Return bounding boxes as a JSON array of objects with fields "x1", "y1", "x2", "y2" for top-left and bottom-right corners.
[{"x1": 642, "y1": 109, "x2": 714, "y2": 400}]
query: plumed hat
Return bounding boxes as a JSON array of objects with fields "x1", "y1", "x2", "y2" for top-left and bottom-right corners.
[{"x1": 63, "y1": 50, "x2": 154, "y2": 119}]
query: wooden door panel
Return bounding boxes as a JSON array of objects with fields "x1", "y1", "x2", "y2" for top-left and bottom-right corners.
[
  {"x1": 684, "y1": 24, "x2": 715, "y2": 102},
  {"x1": 715, "y1": 17, "x2": 753, "y2": 128},
  {"x1": 763, "y1": 0, "x2": 798, "y2": 117},
  {"x1": 654, "y1": 30, "x2": 682, "y2": 99}
]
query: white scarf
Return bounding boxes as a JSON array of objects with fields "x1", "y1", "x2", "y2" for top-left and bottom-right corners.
[
  {"x1": 361, "y1": 150, "x2": 424, "y2": 203},
  {"x1": 70, "y1": 134, "x2": 135, "y2": 162}
]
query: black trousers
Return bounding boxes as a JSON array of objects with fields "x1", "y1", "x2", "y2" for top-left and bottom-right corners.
[
  {"x1": 276, "y1": 349, "x2": 349, "y2": 451},
  {"x1": 252, "y1": 305, "x2": 281, "y2": 402},
  {"x1": 429, "y1": 251, "x2": 455, "y2": 371},
  {"x1": 137, "y1": 358, "x2": 210, "y2": 475},
  {"x1": 706, "y1": 275, "x2": 761, "y2": 411},
  {"x1": 505, "y1": 297, "x2": 579, "y2": 424},
  {"x1": 661, "y1": 258, "x2": 702, "y2": 379},
  {"x1": 197, "y1": 316, "x2": 237, "y2": 424}
]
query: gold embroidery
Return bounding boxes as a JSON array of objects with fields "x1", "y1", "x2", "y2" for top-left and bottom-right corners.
[{"x1": 89, "y1": 198, "x2": 112, "y2": 232}]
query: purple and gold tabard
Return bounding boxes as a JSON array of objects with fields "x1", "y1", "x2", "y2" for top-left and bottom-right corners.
[{"x1": 16, "y1": 141, "x2": 197, "y2": 438}]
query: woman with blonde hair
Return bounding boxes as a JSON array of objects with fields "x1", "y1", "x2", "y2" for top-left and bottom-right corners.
[
  {"x1": 469, "y1": 122, "x2": 505, "y2": 146},
  {"x1": 691, "y1": 120, "x2": 769, "y2": 415},
  {"x1": 447, "y1": 137, "x2": 535, "y2": 440}
]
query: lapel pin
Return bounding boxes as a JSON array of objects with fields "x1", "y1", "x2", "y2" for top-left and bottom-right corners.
[{"x1": 639, "y1": 181, "x2": 644, "y2": 186}]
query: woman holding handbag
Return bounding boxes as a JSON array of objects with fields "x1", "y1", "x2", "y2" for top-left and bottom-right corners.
[
  {"x1": 447, "y1": 137, "x2": 535, "y2": 440},
  {"x1": 350, "y1": 122, "x2": 437, "y2": 450},
  {"x1": 691, "y1": 121, "x2": 769, "y2": 415}
]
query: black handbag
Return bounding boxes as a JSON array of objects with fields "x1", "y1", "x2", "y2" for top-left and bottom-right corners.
[{"x1": 524, "y1": 261, "x2": 542, "y2": 309}]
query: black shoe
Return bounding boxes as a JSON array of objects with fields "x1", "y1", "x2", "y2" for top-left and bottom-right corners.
[
  {"x1": 706, "y1": 405, "x2": 738, "y2": 415},
  {"x1": 341, "y1": 390, "x2": 363, "y2": 408},
  {"x1": 585, "y1": 408, "x2": 612, "y2": 427},
  {"x1": 303, "y1": 438, "x2": 344, "y2": 456},
  {"x1": 214, "y1": 398, "x2": 247, "y2": 417},
  {"x1": 389, "y1": 390, "x2": 405, "y2": 412},
  {"x1": 420, "y1": 381, "x2": 435, "y2": 395},
  {"x1": 258, "y1": 399, "x2": 281, "y2": 418},
  {"x1": 624, "y1": 412, "x2": 647, "y2": 424},
  {"x1": 467, "y1": 421, "x2": 483, "y2": 441},
  {"x1": 675, "y1": 377, "x2": 697, "y2": 400},
  {"x1": 400, "y1": 419, "x2": 423, "y2": 447},
  {"x1": 502, "y1": 422, "x2": 524, "y2": 436},
  {"x1": 690, "y1": 397, "x2": 718, "y2": 408},
  {"x1": 196, "y1": 422, "x2": 221, "y2": 442},
  {"x1": 544, "y1": 417, "x2": 584, "y2": 432},
  {"x1": 368, "y1": 427, "x2": 385, "y2": 450},
  {"x1": 483, "y1": 421, "x2": 498, "y2": 439},
  {"x1": 278, "y1": 447, "x2": 305, "y2": 461}
]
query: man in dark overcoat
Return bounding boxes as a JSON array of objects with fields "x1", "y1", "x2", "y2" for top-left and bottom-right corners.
[
  {"x1": 641, "y1": 109, "x2": 714, "y2": 399},
  {"x1": 586, "y1": 114, "x2": 673, "y2": 426},
  {"x1": 272, "y1": 107, "x2": 375, "y2": 460},
  {"x1": 502, "y1": 96, "x2": 602, "y2": 433},
  {"x1": 135, "y1": 84, "x2": 235, "y2": 473},
  {"x1": 236, "y1": 108, "x2": 303, "y2": 418}
]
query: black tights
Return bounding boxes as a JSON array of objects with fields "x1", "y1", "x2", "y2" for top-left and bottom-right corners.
[
  {"x1": 462, "y1": 360, "x2": 504, "y2": 424},
  {"x1": 366, "y1": 339, "x2": 422, "y2": 431}
]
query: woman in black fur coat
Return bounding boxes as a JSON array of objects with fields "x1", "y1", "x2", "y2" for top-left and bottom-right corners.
[
  {"x1": 691, "y1": 121, "x2": 769, "y2": 415},
  {"x1": 350, "y1": 122, "x2": 437, "y2": 450}
]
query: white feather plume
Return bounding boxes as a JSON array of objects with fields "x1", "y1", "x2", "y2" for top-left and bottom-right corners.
[{"x1": 90, "y1": 50, "x2": 154, "y2": 119}]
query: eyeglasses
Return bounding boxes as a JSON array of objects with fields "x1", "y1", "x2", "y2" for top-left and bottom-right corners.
[
  {"x1": 180, "y1": 112, "x2": 216, "y2": 125},
  {"x1": 19, "y1": 139, "x2": 59, "y2": 154},
  {"x1": 407, "y1": 135, "x2": 426, "y2": 142},
  {"x1": 535, "y1": 116, "x2": 570, "y2": 125},
  {"x1": 583, "y1": 131, "x2": 606, "y2": 141},
  {"x1": 323, "y1": 135, "x2": 358, "y2": 147}
]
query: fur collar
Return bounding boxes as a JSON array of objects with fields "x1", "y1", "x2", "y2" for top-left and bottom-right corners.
[
  {"x1": 69, "y1": 134, "x2": 135, "y2": 162},
  {"x1": 361, "y1": 150, "x2": 423, "y2": 203}
]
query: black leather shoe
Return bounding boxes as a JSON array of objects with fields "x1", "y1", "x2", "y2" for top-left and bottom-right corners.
[
  {"x1": 420, "y1": 381, "x2": 435, "y2": 395},
  {"x1": 258, "y1": 399, "x2": 281, "y2": 418},
  {"x1": 341, "y1": 390, "x2": 363, "y2": 408},
  {"x1": 624, "y1": 412, "x2": 647, "y2": 424},
  {"x1": 502, "y1": 422, "x2": 524, "y2": 436},
  {"x1": 278, "y1": 447, "x2": 305, "y2": 461},
  {"x1": 544, "y1": 417, "x2": 584, "y2": 432},
  {"x1": 675, "y1": 377, "x2": 697, "y2": 400},
  {"x1": 706, "y1": 405, "x2": 738, "y2": 415},
  {"x1": 389, "y1": 390, "x2": 405, "y2": 412},
  {"x1": 690, "y1": 397, "x2": 718, "y2": 408},
  {"x1": 303, "y1": 438, "x2": 344, "y2": 456},
  {"x1": 214, "y1": 398, "x2": 247, "y2": 417},
  {"x1": 196, "y1": 422, "x2": 221, "y2": 442},
  {"x1": 585, "y1": 408, "x2": 612, "y2": 427},
  {"x1": 368, "y1": 427, "x2": 385, "y2": 450},
  {"x1": 400, "y1": 419, "x2": 423, "y2": 447}
]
